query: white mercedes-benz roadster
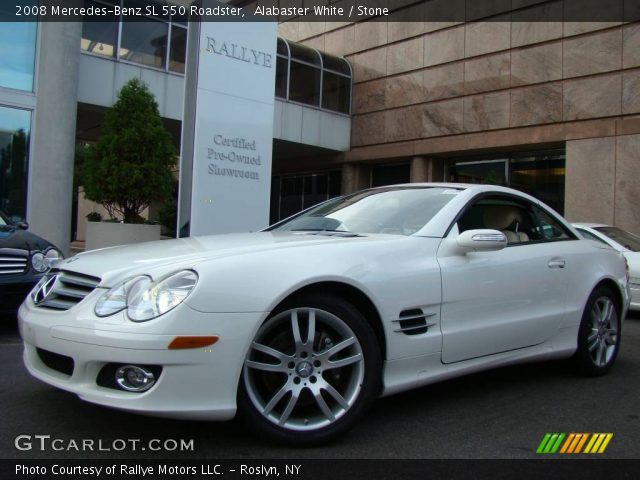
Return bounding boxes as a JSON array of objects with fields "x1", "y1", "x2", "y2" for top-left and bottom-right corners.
[{"x1": 19, "y1": 184, "x2": 630, "y2": 444}]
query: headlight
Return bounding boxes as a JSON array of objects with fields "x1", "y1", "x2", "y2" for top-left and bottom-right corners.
[
  {"x1": 31, "y1": 252, "x2": 47, "y2": 273},
  {"x1": 44, "y1": 248, "x2": 64, "y2": 269},
  {"x1": 94, "y1": 270, "x2": 198, "y2": 321},
  {"x1": 128, "y1": 270, "x2": 198, "y2": 322},
  {"x1": 95, "y1": 276, "x2": 150, "y2": 317}
]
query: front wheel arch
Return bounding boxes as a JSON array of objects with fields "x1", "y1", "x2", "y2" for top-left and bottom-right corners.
[{"x1": 269, "y1": 281, "x2": 387, "y2": 362}]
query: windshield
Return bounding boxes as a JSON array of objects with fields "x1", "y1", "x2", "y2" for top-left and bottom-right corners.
[
  {"x1": 595, "y1": 227, "x2": 640, "y2": 252},
  {"x1": 270, "y1": 187, "x2": 461, "y2": 236}
]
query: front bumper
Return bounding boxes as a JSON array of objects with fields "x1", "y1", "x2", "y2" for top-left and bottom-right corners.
[{"x1": 18, "y1": 294, "x2": 266, "y2": 420}]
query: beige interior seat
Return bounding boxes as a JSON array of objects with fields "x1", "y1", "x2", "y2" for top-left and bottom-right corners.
[{"x1": 482, "y1": 205, "x2": 529, "y2": 243}]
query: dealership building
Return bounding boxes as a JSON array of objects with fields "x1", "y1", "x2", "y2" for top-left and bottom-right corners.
[{"x1": 1, "y1": 0, "x2": 639, "y2": 253}]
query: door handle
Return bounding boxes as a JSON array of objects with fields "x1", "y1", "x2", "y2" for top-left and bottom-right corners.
[{"x1": 548, "y1": 258, "x2": 566, "y2": 269}]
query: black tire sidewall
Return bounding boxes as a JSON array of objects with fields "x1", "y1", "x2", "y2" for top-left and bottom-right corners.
[
  {"x1": 237, "y1": 293, "x2": 382, "y2": 446},
  {"x1": 575, "y1": 286, "x2": 622, "y2": 377}
]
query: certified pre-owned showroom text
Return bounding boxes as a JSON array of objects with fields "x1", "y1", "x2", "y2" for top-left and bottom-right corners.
[{"x1": 14, "y1": 435, "x2": 194, "y2": 452}]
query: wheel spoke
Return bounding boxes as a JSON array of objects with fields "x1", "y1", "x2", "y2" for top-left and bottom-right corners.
[
  {"x1": 325, "y1": 352, "x2": 363, "y2": 370},
  {"x1": 245, "y1": 360, "x2": 287, "y2": 373},
  {"x1": 251, "y1": 342, "x2": 292, "y2": 362},
  {"x1": 313, "y1": 388, "x2": 335, "y2": 421},
  {"x1": 318, "y1": 336, "x2": 356, "y2": 361},
  {"x1": 291, "y1": 311, "x2": 303, "y2": 348},
  {"x1": 322, "y1": 382, "x2": 349, "y2": 410},
  {"x1": 587, "y1": 329, "x2": 598, "y2": 343},
  {"x1": 597, "y1": 341, "x2": 607, "y2": 366},
  {"x1": 601, "y1": 300, "x2": 613, "y2": 325},
  {"x1": 263, "y1": 384, "x2": 290, "y2": 415},
  {"x1": 307, "y1": 310, "x2": 316, "y2": 346},
  {"x1": 591, "y1": 303, "x2": 602, "y2": 326},
  {"x1": 588, "y1": 338, "x2": 600, "y2": 353},
  {"x1": 278, "y1": 390, "x2": 299, "y2": 425}
]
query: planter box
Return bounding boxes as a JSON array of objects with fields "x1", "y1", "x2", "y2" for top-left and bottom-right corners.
[{"x1": 86, "y1": 222, "x2": 161, "y2": 251}]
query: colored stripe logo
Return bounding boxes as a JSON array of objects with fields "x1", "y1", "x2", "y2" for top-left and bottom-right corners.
[{"x1": 537, "y1": 433, "x2": 613, "y2": 454}]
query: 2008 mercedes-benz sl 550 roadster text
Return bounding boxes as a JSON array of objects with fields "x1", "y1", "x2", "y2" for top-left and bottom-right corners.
[{"x1": 19, "y1": 184, "x2": 630, "y2": 444}]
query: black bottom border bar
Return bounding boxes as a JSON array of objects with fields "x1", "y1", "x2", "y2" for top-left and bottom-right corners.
[{"x1": 3, "y1": 459, "x2": 640, "y2": 480}]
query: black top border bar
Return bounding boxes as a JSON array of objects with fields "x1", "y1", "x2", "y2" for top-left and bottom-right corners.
[{"x1": 3, "y1": 0, "x2": 640, "y2": 22}]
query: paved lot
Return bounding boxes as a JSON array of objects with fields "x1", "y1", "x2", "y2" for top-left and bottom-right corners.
[{"x1": 1, "y1": 312, "x2": 638, "y2": 459}]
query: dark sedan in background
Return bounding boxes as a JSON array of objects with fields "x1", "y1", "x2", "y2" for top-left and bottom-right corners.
[{"x1": 0, "y1": 210, "x2": 63, "y2": 316}]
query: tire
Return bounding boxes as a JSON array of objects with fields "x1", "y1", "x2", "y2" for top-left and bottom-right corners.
[
  {"x1": 574, "y1": 286, "x2": 622, "y2": 376},
  {"x1": 238, "y1": 293, "x2": 382, "y2": 445}
]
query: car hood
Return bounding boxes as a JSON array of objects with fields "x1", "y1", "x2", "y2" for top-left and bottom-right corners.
[
  {"x1": 59, "y1": 232, "x2": 403, "y2": 287},
  {"x1": 0, "y1": 226, "x2": 55, "y2": 253}
]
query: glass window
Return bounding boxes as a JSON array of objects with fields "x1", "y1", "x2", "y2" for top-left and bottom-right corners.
[
  {"x1": 595, "y1": 226, "x2": 640, "y2": 252},
  {"x1": 289, "y1": 42, "x2": 320, "y2": 66},
  {"x1": 275, "y1": 56, "x2": 288, "y2": 99},
  {"x1": 457, "y1": 195, "x2": 574, "y2": 245},
  {"x1": 321, "y1": 53, "x2": 350, "y2": 75},
  {"x1": 270, "y1": 171, "x2": 342, "y2": 223},
  {"x1": 449, "y1": 160, "x2": 507, "y2": 185},
  {"x1": 322, "y1": 71, "x2": 350, "y2": 114},
  {"x1": 277, "y1": 38, "x2": 288, "y2": 56},
  {"x1": 371, "y1": 164, "x2": 410, "y2": 187},
  {"x1": 532, "y1": 205, "x2": 574, "y2": 241},
  {"x1": 448, "y1": 149, "x2": 566, "y2": 214},
  {"x1": 510, "y1": 152, "x2": 565, "y2": 214},
  {"x1": 457, "y1": 196, "x2": 543, "y2": 245},
  {"x1": 81, "y1": 1, "x2": 118, "y2": 58},
  {"x1": 169, "y1": 24, "x2": 186, "y2": 73},
  {"x1": 0, "y1": 106, "x2": 31, "y2": 221},
  {"x1": 576, "y1": 228, "x2": 610, "y2": 246},
  {"x1": 270, "y1": 187, "x2": 460, "y2": 236},
  {"x1": 0, "y1": 4, "x2": 37, "y2": 91},
  {"x1": 288, "y1": 62, "x2": 320, "y2": 106},
  {"x1": 120, "y1": 20, "x2": 168, "y2": 69},
  {"x1": 303, "y1": 174, "x2": 329, "y2": 209},
  {"x1": 279, "y1": 176, "x2": 304, "y2": 220}
]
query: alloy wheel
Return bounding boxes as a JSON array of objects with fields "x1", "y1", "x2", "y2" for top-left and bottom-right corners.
[
  {"x1": 243, "y1": 308, "x2": 365, "y2": 431},
  {"x1": 587, "y1": 296, "x2": 619, "y2": 367}
]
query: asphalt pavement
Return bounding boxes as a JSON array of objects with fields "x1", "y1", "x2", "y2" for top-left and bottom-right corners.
[{"x1": 1, "y1": 312, "x2": 638, "y2": 459}]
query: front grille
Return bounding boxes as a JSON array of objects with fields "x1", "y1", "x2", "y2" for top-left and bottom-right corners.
[
  {"x1": 0, "y1": 254, "x2": 28, "y2": 275},
  {"x1": 35, "y1": 269, "x2": 101, "y2": 311},
  {"x1": 36, "y1": 348, "x2": 74, "y2": 376}
]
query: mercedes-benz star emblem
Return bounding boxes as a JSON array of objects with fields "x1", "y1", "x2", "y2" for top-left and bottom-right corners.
[
  {"x1": 295, "y1": 361, "x2": 313, "y2": 378},
  {"x1": 33, "y1": 275, "x2": 59, "y2": 305}
]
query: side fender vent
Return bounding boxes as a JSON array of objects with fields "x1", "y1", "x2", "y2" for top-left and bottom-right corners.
[{"x1": 393, "y1": 309, "x2": 436, "y2": 336}]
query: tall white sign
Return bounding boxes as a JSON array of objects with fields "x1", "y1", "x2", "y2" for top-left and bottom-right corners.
[{"x1": 178, "y1": 18, "x2": 277, "y2": 237}]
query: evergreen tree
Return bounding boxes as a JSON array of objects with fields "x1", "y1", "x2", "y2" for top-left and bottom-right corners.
[{"x1": 83, "y1": 78, "x2": 176, "y2": 223}]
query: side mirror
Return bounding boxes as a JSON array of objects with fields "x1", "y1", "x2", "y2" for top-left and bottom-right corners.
[
  {"x1": 456, "y1": 229, "x2": 507, "y2": 253},
  {"x1": 17, "y1": 221, "x2": 29, "y2": 230}
]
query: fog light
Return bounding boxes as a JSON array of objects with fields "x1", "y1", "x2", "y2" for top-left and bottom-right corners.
[{"x1": 115, "y1": 365, "x2": 155, "y2": 392}]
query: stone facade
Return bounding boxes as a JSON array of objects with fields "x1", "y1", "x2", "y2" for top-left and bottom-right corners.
[{"x1": 277, "y1": 5, "x2": 640, "y2": 233}]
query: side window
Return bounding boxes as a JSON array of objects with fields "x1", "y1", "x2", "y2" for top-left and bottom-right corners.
[
  {"x1": 457, "y1": 195, "x2": 543, "y2": 245},
  {"x1": 532, "y1": 206, "x2": 575, "y2": 241},
  {"x1": 577, "y1": 228, "x2": 609, "y2": 246}
]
